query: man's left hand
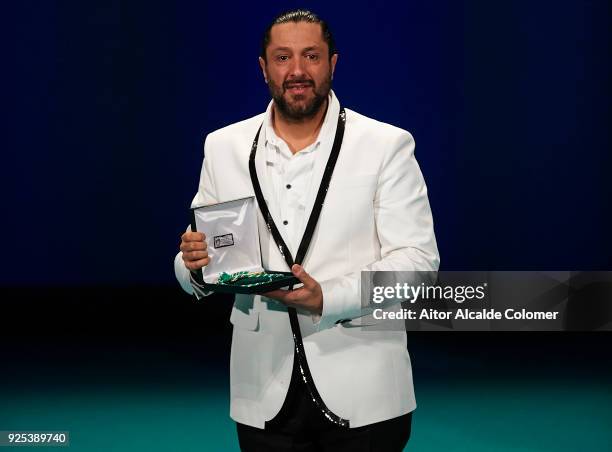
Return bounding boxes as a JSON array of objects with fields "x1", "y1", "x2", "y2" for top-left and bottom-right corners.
[{"x1": 263, "y1": 264, "x2": 323, "y2": 315}]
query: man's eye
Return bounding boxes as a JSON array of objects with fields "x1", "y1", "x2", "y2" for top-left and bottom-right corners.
[
  {"x1": 306, "y1": 54, "x2": 319, "y2": 60},
  {"x1": 277, "y1": 55, "x2": 289, "y2": 62}
]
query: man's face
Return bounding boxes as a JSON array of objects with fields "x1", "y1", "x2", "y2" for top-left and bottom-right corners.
[{"x1": 259, "y1": 22, "x2": 338, "y2": 122}]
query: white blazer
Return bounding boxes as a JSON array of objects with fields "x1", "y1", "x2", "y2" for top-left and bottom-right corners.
[{"x1": 174, "y1": 91, "x2": 439, "y2": 428}]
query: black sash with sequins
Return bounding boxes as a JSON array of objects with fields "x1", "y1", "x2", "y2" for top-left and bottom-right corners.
[{"x1": 248, "y1": 107, "x2": 349, "y2": 428}]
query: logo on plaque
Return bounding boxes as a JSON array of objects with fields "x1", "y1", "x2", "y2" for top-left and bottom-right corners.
[{"x1": 214, "y1": 233, "x2": 234, "y2": 248}]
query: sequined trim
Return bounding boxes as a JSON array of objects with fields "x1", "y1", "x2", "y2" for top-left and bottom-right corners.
[{"x1": 248, "y1": 107, "x2": 349, "y2": 428}]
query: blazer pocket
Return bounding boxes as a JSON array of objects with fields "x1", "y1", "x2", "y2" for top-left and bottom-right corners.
[{"x1": 229, "y1": 307, "x2": 260, "y2": 331}]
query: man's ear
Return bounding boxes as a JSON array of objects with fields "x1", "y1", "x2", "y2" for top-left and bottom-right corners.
[
  {"x1": 330, "y1": 53, "x2": 338, "y2": 80},
  {"x1": 258, "y1": 57, "x2": 268, "y2": 84}
]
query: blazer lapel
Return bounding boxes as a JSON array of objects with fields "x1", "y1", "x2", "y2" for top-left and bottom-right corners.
[{"x1": 301, "y1": 95, "x2": 341, "y2": 251}]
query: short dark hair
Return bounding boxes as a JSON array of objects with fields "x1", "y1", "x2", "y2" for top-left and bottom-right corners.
[{"x1": 260, "y1": 9, "x2": 337, "y2": 62}]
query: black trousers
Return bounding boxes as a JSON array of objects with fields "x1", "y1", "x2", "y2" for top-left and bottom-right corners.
[{"x1": 236, "y1": 362, "x2": 412, "y2": 452}]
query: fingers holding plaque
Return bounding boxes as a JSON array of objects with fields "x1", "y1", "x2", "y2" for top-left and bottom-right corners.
[
  {"x1": 190, "y1": 196, "x2": 299, "y2": 294},
  {"x1": 180, "y1": 231, "x2": 209, "y2": 270}
]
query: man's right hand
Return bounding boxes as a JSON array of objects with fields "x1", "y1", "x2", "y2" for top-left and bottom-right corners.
[{"x1": 180, "y1": 231, "x2": 210, "y2": 271}]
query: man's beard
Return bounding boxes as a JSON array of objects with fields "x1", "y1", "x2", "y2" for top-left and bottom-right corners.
[{"x1": 268, "y1": 72, "x2": 332, "y2": 122}]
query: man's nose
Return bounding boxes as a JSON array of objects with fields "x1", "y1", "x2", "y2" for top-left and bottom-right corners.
[{"x1": 288, "y1": 56, "x2": 306, "y2": 78}]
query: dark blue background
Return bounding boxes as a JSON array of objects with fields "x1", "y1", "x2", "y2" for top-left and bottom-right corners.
[
  {"x1": 3, "y1": 0, "x2": 611, "y2": 285},
  {"x1": 2, "y1": 4, "x2": 611, "y2": 450}
]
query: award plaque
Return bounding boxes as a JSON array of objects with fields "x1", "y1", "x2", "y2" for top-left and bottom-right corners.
[{"x1": 190, "y1": 196, "x2": 299, "y2": 294}]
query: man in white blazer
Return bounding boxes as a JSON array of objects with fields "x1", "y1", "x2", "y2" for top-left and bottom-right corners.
[{"x1": 175, "y1": 9, "x2": 439, "y2": 451}]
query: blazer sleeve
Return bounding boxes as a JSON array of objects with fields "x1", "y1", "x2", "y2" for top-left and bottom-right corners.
[
  {"x1": 174, "y1": 134, "x2": 218, "y2": 299},
  {"x1": 314, "y1": 130, "x2": 440, "y2": 330}
]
